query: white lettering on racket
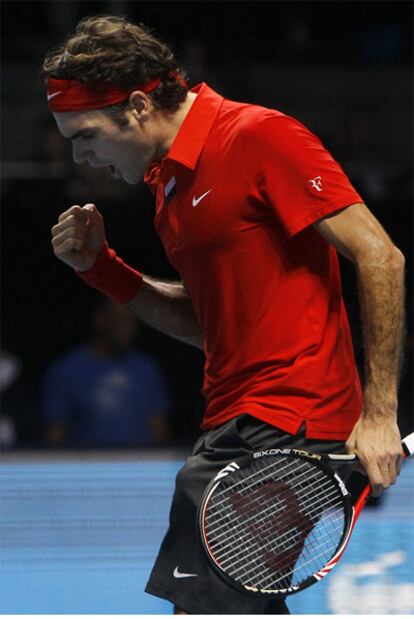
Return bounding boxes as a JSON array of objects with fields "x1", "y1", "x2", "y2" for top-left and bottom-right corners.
[
  {"x1": 253, "y1": 448, "x2": 288, "y2": 458},
  {"x1": 245, "y1": 584, "x2": 300, "y2": 594},
  {"x1": 253, "y1": 448, "x2": 322, "y2": 460},
  {"x1": 334, "y1": 472, "x2": 349, "y2": 496},
  {"x1": 292, "y1": 449, "x2": 322, "y2": 460}
]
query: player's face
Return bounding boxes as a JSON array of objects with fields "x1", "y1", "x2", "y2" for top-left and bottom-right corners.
[{"x1": 53, "y1": 108, "x2": 157, "y2": 184}]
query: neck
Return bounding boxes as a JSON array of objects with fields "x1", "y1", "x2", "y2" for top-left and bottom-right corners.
[{"x1": 155, "y1": 91, "x2": 198, "y2": 159}]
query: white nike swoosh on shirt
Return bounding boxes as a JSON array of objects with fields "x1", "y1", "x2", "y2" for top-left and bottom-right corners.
[
  {"x1": 192, "y1": 189, "x2": 212, "y2": 207},
  {"x1": 173, "y1": 566, "x2": 198, "y2": 578},
  {"x1": 47, "y1": 91, "x2": 62, "y2": 101}
]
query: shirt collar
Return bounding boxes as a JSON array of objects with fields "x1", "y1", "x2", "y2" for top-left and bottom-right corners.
[
  {"x1": 144, "y1": 83, "x2": 224, "y2": 188},
  {"x1": 165, "y1": 82, "x2": 224, "y2": 170}
]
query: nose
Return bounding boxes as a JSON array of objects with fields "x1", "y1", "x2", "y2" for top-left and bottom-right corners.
[{"x1": 72, "y1": 141, "x2": 91, "y2": 165}]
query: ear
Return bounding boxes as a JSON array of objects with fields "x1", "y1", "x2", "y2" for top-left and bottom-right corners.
[{"x1": 129, "y1": 91, "x2": 151, "y2": 121}]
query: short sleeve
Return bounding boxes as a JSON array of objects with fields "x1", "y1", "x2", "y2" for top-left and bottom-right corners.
[{"x1": 245, "y1": 114, "x2": 363, "y2": 237}]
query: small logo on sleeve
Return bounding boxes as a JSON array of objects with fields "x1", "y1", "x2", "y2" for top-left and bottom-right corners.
[{"x1": 308, "y1": 176, "x2": 323, "y2": 192}]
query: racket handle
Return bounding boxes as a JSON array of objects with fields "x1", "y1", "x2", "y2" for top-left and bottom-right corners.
[
  {"x1": 402, "y1": 432, "x2": 414, "y2": 457},
  {"x1": 353, "y1": 432, "x2": 413, "y2": 518}
]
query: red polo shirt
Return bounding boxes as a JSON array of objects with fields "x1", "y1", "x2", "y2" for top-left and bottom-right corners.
[{"x1": 144, "y1": 83, "x2": 363, "y2": 439}]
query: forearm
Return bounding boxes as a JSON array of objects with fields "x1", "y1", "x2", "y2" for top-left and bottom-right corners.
[
  {"x1": 356, "y1": 247, "x2": 405, "y2": 416},
  {"x1": 126, "y1": 276, "x2": 204, "y2": 350},
  {"x1": 312, "y1": 202, "x2": 405, "y2": 491},
  {"x1": 70, "y1": 236, "x2": 204, "y2": 350}
]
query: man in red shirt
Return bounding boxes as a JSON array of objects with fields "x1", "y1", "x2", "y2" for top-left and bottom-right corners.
[{"x1": 43, "y1": 15, "x2": 405, "y2": 615}]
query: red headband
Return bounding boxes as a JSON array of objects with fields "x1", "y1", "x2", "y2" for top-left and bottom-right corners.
[{"x1": 47, "y1": 71, "x2": 185, "y2": 112}]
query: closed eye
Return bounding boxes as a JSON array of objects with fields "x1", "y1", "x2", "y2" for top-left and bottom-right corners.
[{"x1": 67, "y1": 129, "x2": 96, "y2": 141}]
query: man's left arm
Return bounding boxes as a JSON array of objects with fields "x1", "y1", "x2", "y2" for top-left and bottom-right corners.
[{"x1": 313, "y1": 202, "x2": 405, "y2": 496}]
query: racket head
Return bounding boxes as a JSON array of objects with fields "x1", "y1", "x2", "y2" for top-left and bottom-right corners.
[{"x1": 198, "y1": 447, "x2": 353, "y2": 597}]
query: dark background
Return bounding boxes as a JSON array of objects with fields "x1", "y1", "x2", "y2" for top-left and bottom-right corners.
[{"x1": 1, "y1": 0, "x2": 413, "y2": 447}]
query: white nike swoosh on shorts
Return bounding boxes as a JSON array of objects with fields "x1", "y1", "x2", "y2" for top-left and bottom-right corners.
[{"x1": 173, "y1": 566, "x2": 198, "y2": 578}]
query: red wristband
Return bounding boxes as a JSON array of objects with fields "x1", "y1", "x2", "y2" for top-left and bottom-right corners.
[{"x1": 76, "y1": 243, "x2": 143, "y2": 304}]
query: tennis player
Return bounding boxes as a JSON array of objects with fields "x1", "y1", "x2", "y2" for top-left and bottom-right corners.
[{"x1": 43, "y1": 16, "x2": 405, "y2": 615}]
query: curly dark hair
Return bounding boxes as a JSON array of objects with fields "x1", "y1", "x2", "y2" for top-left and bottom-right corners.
[{"x1": 41, "y1": 15, "x2": 188, "y2": 115}]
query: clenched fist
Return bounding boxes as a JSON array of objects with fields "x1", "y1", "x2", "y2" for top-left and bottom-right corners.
[{"x1": 51, "y1": 204, "x2": 106, "y2": 272}]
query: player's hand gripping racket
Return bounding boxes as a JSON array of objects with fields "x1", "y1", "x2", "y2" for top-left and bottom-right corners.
[{"x1": 198, "y1": 432, "x2": 414, "y2": 597}]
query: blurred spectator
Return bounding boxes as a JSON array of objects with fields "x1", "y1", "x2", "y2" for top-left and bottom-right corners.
[
  {"x1": 0, "y1": 348, "x2": 38, "y2": 449},
  {"x1": 42, "y1": 298, "x2": 172, "y2": 448}
]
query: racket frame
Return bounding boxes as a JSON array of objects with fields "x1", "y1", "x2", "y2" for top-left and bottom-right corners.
[
  {"x1": 198, "y1": 446, "x2": 354, "y2": 597},
  {"x1": 198, "y1": 431, "x2": 414, "y2": 598}
]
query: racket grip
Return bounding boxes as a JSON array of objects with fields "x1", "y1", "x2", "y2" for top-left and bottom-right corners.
[{"x1": 402, "y1": 432, "x2": 414, "y2": 457}]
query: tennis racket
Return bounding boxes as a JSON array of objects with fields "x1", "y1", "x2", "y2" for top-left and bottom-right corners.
[{"x1": 198, "y1": 432, "x2": 414, "y2": 597}]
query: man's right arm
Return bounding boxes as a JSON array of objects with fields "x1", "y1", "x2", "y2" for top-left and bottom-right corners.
[
  {"x1": 51, "y1": 203, "x2": 204, "y2": 350},
  {"x1": 127, "y1": 276, "x2": 204, "y2": 349}
]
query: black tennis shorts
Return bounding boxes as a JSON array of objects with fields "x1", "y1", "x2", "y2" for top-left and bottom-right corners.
[{"x1": 145, "y1": 414, "x2": 347, "y2": 614}]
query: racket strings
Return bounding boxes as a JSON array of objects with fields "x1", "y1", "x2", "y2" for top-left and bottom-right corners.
[
  {"x1": 208, "y1": 486, "x2": 341, "y2": 559},
  {"x1": 207, "y1": 455, "x2": 333, "y2": 519},
  {"x1": 210, "y1": 492, "x2": 343, "y2": 582},
  {"x1": 220, "y1": 512, "x2": 342, "y2": 580},
  {"x1": 227, "y1": 510, "x2": 345, "y2": 589},
  {"x1": 203, "y1": 455, "x2": 346, "y2": 592},
  {"x1": 212, "y1": 497, "x2": 343, "y2": 565},
  {"x1": 209, "y1": 457, "x2": 300, "y2": 510},
  {"x1": 207, "y1": 474, "x2": 339, "y2": 537},
  {"x1": 207, "y1": 460, "x2": 336, "y2": 541},
  {"x1": 229, "y1": 531, "x2": 341, "y2": 592},
  {"x1": 215, "y1": 505, "x2": 343, "y2": 591},
  {"x1": 232, "y1": 492, "x2": 341, "y2": 588}
]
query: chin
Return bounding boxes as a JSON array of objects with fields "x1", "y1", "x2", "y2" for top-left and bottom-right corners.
[{"x1": 123, "y1": 171, "x2": 143, "y2": 185}]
